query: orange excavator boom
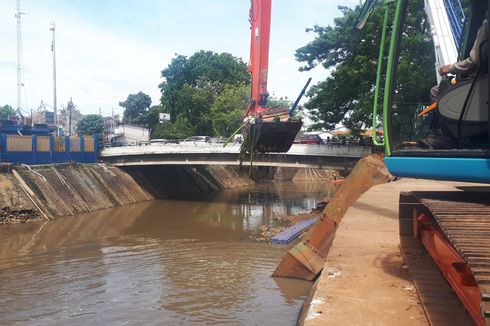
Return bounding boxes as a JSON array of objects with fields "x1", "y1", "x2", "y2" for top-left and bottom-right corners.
[
  {"x1": 247, "y1": 0, "x2": 271, "y2": 115},
  {"x1": 242, "y1": 0, "x2": 304, "y2": 153}
]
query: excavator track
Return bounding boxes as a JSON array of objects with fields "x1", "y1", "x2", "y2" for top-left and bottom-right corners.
[{"x1": 400, "y1": 191, "x2": 490, "y2": 326}]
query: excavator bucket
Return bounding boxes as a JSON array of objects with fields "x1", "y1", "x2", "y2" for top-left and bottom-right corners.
[{"x1": 244, "y1": 118, "x2": 302, "y2": 153}]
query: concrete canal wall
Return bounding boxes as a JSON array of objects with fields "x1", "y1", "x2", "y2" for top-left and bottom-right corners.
[
  {"x1": 122, "y1": 165, "x2": 255, "y2": 199},
  {"x1": 0, "y1": 164, "x2": 153, "y2": 223},
  {"x1": 0, "y1": 164, "x2": 257, "y2": 223},
  {"x1": 0, "y1": 163, "x2": 340, "y2": 224}
]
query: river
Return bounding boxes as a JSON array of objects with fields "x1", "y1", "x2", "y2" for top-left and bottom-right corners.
[{"x1": 0, "y1": 181, "x2": 336, "y2": 325}]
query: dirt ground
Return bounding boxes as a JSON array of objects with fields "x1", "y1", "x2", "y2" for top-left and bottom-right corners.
[{"x1": 298, "y1": 178, "x2": 471, "y2": 326}]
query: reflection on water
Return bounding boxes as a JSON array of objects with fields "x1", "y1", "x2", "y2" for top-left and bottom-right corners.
[{"x1": 0, "y1": 181, "x2": 335, "y2": 325}]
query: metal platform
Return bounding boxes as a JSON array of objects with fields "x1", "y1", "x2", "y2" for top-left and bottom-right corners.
[{"x1": 400, "y1": 191, "x2": 490, "y2": 326}]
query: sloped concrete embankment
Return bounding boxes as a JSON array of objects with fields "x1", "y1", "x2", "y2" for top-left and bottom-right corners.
[
  {"x1": 0, "y1": 164, "x2": 340, "y2": 224},
  {"x1": 122, "y1": 165, "x2": 254, "y2": 199},
  {"x1": 0, "y1": 164, "x2": 257, "y2": 223},
  {"x1": 0, "y1": 164, "x2": 153, "y2": 223},
  {"x1": 123, "y1": 165, "x2": 339, "y2": 200}
]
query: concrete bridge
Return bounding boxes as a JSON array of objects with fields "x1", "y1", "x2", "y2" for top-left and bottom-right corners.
[{"x1": 100, "y1": 143, "x2": 372, "y2": 170}]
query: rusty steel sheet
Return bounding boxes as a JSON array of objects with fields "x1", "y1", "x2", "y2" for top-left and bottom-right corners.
[
  {"x1": 410, "y1": 191, "x2": 490, "y2": 326},
  {"x1": 273, "y1": 154, "x2": 393, "y2": 280}
]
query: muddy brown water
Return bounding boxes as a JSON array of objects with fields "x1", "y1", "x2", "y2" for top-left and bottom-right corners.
[{"x1": 0, "y1": 182, "x2": 336, "y2": 325}]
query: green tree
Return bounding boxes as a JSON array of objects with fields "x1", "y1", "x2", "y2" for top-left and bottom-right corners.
[
  {"x1": 0, "y1": 105, "x2": 15, "y2": 119},
  {"x1": 76, "y1": 114, "x2": 104, "y2": 138},
  {"x1": 151, "y1": 116, "x2": 193, "y2": 139},
  {"x1": 296, "y1": 1, "x2": 435, "y2": 134},
  {"x1": 159, "y1": 50, "x2": 250, "y2": 137},
  {"x1": 209, "y1": 83, "x2": 249, "y2": 137},
  {"x1": 146, "y1": 105, "x2": 165, "y2": 132},
  {"x1": 267, "y1": 96, "x2": 293, "y2": 110},
  {"x1": 120, "y1": 91, "x2": 152, "y2": 125}
]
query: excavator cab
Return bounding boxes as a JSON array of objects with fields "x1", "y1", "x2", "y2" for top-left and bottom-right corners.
[
  {"x1": 241, "y1": 0, "x2": 303, "y2": 154},
  {"x1": 436, "y1": 13, "x2": 488, "y2": 141},
  {"x1": 365, "y1": 0, "x2": 490, "y2": 183}
]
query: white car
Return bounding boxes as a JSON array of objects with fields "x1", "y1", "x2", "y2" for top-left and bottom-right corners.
[
  {"x1": 182, "y1": 136, "x2": 211, "y2": 143},
  {"x1": 149, "y1": 139, "x2": 169, "y2": 145}
]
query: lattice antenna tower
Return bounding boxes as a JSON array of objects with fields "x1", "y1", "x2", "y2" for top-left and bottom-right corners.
[{"x1": 15, "y1": 0, "x2": 25, "y2": 113}]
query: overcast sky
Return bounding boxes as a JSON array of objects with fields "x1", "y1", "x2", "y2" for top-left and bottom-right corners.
[{"x1": 0, "y1": 0, "x2": 357, "y2": 117}]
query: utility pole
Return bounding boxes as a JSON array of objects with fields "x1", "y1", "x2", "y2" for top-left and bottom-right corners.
[
  {"x1": 63, "y1": 104, "x2": 67, "y2": 133},
  {"x1": 68, "y1": 97, "x2": 73, "y2": 136},
  {"x1": 50, "y1": 21, "x2": 58, "y2": 134},
  {"x1": 15, "y1": 0, "x2": 25, "y2": 114},
  {"x1": 111, "y1": 107, "x2": 115, "y2": 133}
]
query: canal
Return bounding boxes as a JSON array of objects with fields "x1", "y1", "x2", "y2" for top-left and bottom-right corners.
[{"x1": 0, "y1": 181, "x2": 336, "y2": 325}]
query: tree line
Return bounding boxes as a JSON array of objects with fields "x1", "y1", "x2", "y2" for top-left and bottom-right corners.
[
  {"x1": 119, "y1": 50, "x2": 294, "y2": 140},
  {"x1": 296, "y1": 0, "x2": 434, "y2": 137}
]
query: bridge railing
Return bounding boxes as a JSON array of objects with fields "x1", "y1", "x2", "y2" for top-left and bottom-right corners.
[{"x1": 101, "y1": 143, "x2": 372, "y2": 158}]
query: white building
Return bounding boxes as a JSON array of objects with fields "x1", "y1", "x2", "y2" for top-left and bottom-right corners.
[{"x1": 111, "y1": 123, "x2": 150, "y2": 145}]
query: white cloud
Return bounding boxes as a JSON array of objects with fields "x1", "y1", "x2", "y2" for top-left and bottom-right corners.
[
  {"x1": 0, "y1": 1, "x2": 171, "y2": 116},
  {"x1": 296, "y1": 0, "x2": 357, "y2": 20},
  {"x1": 275, "y1": 56, "x2": 293, "y2": 66}
]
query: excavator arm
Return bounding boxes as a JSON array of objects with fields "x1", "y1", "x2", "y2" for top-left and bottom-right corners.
[
  {"x1": 242, "y1": 0, "x2": 303, "y2": 153},
  {"x1": 247, "y1": 0, "x2": 271, "y2": 115}
]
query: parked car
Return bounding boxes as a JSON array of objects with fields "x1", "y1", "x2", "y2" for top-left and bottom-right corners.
[
  {"x1": 111, "y1": 140, "x2": 136, "y2": 147},
  {"x1": 150, "y1": 139, "x2": 181, "y2": 145},
  {"x1": 182, "y1": 136, "x2": 211, "y2": 143},
  {"x1": 150, "y1": 139, "x2": 169, "y2": 145},
  {"x1": 293, "y1": 134, "x2": 323, "y2": 145}
]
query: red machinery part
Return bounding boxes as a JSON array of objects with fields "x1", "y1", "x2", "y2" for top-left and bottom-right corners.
[
  {"x1": 413, "y1": 211, "x2": 485, "y2": 325},
  {"x1": 248, "y1": 0, "x2": 271, "y2": 115}
]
